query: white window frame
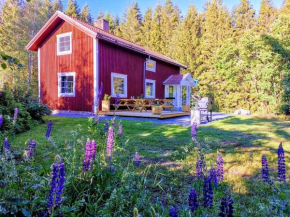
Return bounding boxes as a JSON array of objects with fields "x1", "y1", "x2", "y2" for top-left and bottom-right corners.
[
  {"x1": 145, "y1": 79, "x2": 156, "y2": 99},
  {"x1": 111, "y1": 72, "x2": 128, "y2": 98},
  {"x1": 58, "y1": 72, "x2": 76, "y2": 97},
  {"x1": 146, "y1": 60, "x2": 156, "y2": 72},
  {"x1": 57, "y1": 32, "x2": 72, "y2": 56}
]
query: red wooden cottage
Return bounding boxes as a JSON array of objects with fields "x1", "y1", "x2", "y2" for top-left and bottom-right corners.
[{"x1": 26, "y1": 11, "x2": 195, "y2": 112}]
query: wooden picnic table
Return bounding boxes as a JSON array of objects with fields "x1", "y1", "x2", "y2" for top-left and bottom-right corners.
[{"x1": 114, "y1": 98, "x2": 174, "y2": 112}]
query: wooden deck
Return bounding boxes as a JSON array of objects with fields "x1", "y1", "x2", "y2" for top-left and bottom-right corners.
[{"x1": 101, "y1": 110, "x2": 190, "y2": 119}]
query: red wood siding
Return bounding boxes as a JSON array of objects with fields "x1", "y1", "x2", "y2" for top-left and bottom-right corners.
[
  {"x1": 39, "y1": 21, "x2": 94, "y2": 112},
  {"x1": 98, "y1": 40, "x2": 180, "y2": 101}
]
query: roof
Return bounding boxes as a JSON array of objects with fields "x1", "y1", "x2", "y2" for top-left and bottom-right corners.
[
  {"x1": 26, "y1": 11, "x2": 187, "y2": 69},
  {"x1": 163, "y1": 73, "x2": 197, "y2": 87}
]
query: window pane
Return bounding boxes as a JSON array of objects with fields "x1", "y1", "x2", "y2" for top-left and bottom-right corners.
[
  {"x1": 182, "y1": 86, "x2": 187, "y2": 105},
  {"x1": 113, "y1": 77, "x2": 124, "y2": 94},
  {"x1": 146, "y1": 82, "x2": 153, "y2": 97},
  {"x1": 60, "y1": 75, "x2": 74, "y2": 94},
  {"x1": 169, "y1": 86, "x2": 173, "y2": 98},
  {"x1": 59, "y1": 35, "x2": 71, "y2": 53}
]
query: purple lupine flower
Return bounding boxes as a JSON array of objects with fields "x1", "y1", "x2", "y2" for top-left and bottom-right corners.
[
  {"x1": 196, "y1": 158, "x2": 203, "y2": 179},
  {"x1": 219, "y1": 193, "x2": 234, "y2": 217},
  {"x1": 27, "y1": 140, "x2": 37, "y2": 158},
  {"x1": 13, "y1": 108, "x2": 18, "y2": 125},
  {"x1": 45, "y1": 121, "x2": 53, "y2": 139},
  {"x1": 95, "y1": 114, "x2": 101, "y2": 124},
  {"x1": 47, "y1": 157, "x2": 65, "y2": 209},
  {"x1": 191, "y1": 122, "x2": 197, "y2": 140},
  {"x1": 134, "y1": 152, "x2": 140, "y2": 166},
  {"x1": 169, "y1": 207, "x2": 178, "y2": 217},
  {"x1": 217, "y1": 152, "x2": 224, "y2": 182},
  {"x1": 112, "y1": 118, "x2": 116, "y2": 129},
  {"x1": 88, "y1": 140, "x2": 97, "y2": 170},
  {"x1": 210, "y1": 164, "x2": 218, "y2": 186},
  {"x1": 97, "y1": 83, "x2": 104, "y2": 109},
  {"x1": 104, "y1": 120, "x2": 109, "y2": 132},
  {"x1": 278, "y1": 143, "x2": 286, "y2": 182},
  {"x1": 115, "y1": 93, "x2": 120, "y2": 107},
  {"x1": 203, "y1": 176, "x2": 213, "y2": 208},
  {"x1": 4, "y1": 137, "x2": 9, "y2": 150},
  {"x1": 47, "y1": 162, "x2": 59, "y2": 209},
  {"x1": 261, "y1": 155, "x2": 269, "y2": 182},
  {"x1": 106, "y1": 127, "x2": 114, "y2": 161},
  {"x1": 0, "y1": 115, "x2": 3, "y2": 129},
  {"x1": 188, "y1": 188, "x2": 199, "y2": 213},
  {"x1": 55, "y1": 160, "x2": 65, "y2": 207},
  {"x1": 118, "y1": 122, "x2": 123, "y2": 137},
  {"x1": 82, "y1": 139, "x2": 92, "y2": 172}
]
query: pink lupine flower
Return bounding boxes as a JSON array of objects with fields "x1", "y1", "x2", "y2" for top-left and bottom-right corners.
[{"x1": 106, "y1": 127, "x2": 114, "y2": 161}]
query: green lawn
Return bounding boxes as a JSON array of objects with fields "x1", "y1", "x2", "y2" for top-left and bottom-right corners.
[{"x1": 5, "y1": 115, "x2": 290, "y2": 216}]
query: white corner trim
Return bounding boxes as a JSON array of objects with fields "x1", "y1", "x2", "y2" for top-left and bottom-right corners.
[
  {"x1": 56, "y1": 32, "x2": 72, "y2": 56},
  {"x1": 57, "y1": 72, "x2": 76, "y2": 97},
  {"x1": 93, "y1": 38, "x2": 99, "y2": 112},
  {"x1": 38, "y1": 48, "x2": 41, "y2": 103},
  {"x1": 145, "y1": 79, "x2": 156, "y2": 98},
  {"x1": 111, "y1": 72, "x2": 128, "y2": 98}
]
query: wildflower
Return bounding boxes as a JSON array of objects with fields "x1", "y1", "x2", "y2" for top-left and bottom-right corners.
[
  {"x1": 13, "y1": 108, "x2": 18, "y2": 125},
  {"x1": 45, "y1": 120, "x2": 53, "y2": 139},
  {"x1": 104, "y1": 120, "x2": 109, "y2": 132},
  {"x1": 217, "y1": 152, "x2": 224, "y2": 182},
  {"x1": 82, "y1": 139, "x2": 92, "y2": 172},
  {"x1": 106, "y1": 127, "x2": 114, "y2": 161},
  {"x1": 27, "y1": 140, "x2": 36, "y2": 158},
  {"x1": 191, "y1": 122, "x2": 197, "y2": 140},
  {"x1": 278, "y1": 143, "x2": 286, "y2": 182},
  {"x1": 97, "y1": 83, "x2": 104, "y2": 109},
  {"x1": 112, "y1": 117, "x2": 116, "y2": 128},
  {"x1": 188, "y1": 188, "x2": 199, "y2": 212},
  {"x1": 210, "y1": 164, "x2": 218, "y2": 186},
  {"x1": 118, "y1": 121, "x2": 123, "y2": 137},
  {"x1": 203, "y1": 176, "x2": 213, "y2": 208},
  {"x1": 196, "y1": 158, "x2": 203, "y2": 179},
  {"x1": 169, "y1": 207, "x2": 178, "y2": 217},
  {"x1": 219, "y1": 192, "x2": 234, "y2": 217},
  {"x1": 4, "y1": 137, "x2": 9, "y2": 150},
  {"x1": 47, "y1": 156, "x2": 65, "y2": 210},
  {"x1": 134, "y1": 152, "x2": 140, "y2": 166},
  {"x1": 115, "y1": 93, "x2": 120, "y2": 107},
  {"x1": 0, "y1": 114, "x2": 3, "y2": 128},
  {"x1": 261, "y1": 155, "x2": 269, "y2": 182}
]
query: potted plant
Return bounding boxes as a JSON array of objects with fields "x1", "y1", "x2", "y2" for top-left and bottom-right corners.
[
  {"x1": 102, "y1": 94, "x2": 111, "y2": 112},
  {"x1": 152, "y1": 100, "x2": 163, "y2": 115}
]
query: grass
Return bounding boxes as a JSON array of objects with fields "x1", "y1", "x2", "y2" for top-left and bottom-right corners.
[{"x1": 8, "y1": 115, "x2": 290, "y2": 216}]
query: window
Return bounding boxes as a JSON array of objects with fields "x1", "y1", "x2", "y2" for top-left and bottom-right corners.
[
  {"x1": 57, "y1": 32, "x2": 72, "y2": 55},
  {"x1": 145, "y1": 79, "x2": 155, "y2": 98},
  {"x1": 111, "y1": 73, "x2": 127, "y2": 98},
  {"x1": 58, "y1": 72, "x2": 76, "y2": 97},
  {"x1": 169, "y1": 86, "x2": 174, "y2": 98},
  {"x1": 182, "y1": 86, "x2": 187, "y2": 105},
  {"x1": 146, "y1": 60, "x2": 156, "y2": 72}
]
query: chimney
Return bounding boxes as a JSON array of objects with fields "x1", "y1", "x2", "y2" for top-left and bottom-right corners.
[{"x1": 94, "y1": 19, "x2": 109, "y2": 32}]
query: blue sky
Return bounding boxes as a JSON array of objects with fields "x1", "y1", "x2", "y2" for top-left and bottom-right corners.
[{"x1": 66, "y1": 0, "x2": 284, "y2": 18}]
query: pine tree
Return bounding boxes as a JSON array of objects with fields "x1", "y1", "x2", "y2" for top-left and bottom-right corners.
[
  {"x1": 97, "y1": 9, "x2": 104, "y2": 19},
  {"x1": 65, "y1": 0, "x2": 80, "y2": 18},
  {"x1": 258, "y1": 0, "x2": 278, "y2": 33},
  {"x1": 52, "y1": 0, "x2": 63, "y2": 12},
  {"x1": 150, "y1": 4, "x2": 163, "y2": 52},
  {"x1": 117, "y1": 2, "x2": 142, "y2": 43},
  {"x1": 232, "y1": 0, "x2": 256, "y2": 36},
  {"x1": 80, "y1": 3, "x2": 93, "y2": 23},
  {"x1": 104, "y1": 11, "x2": 118, "y2": 33}
]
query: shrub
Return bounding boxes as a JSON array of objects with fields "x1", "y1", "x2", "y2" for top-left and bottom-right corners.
[
  {"x1": 25, "y1": 100, "x2": 51, "y2": 121},
  {"x1": 0, "y1": 90, "x2": 32, "y2": 133}
]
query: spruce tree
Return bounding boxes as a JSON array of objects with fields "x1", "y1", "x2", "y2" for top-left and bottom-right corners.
[
  {"x1": 97, "y1": 9, "x2": 104, "y2": 19},
  {"x1": 232, "y1": 0, "x2": 256, "y2": 36},
  {"x1": 80, "y1": 3, "x2": 93, "y2": 23},
  {"x1": 65, "y1": 0, "x2": 80, "y2": 18},
  {"x1": 52, "y1": 0, "x2": 63, "y2": 12},
  {"x1": 258, "y1": 0, "x2": 278, "y2": 33},
  {"x1": 281, "y1": 0, "x2": 290, "y2": 14},
  {"x1": 141, "y1": 7, "x2": 153, "y2": 47},
  {"x1": 118, "y1": 2, "x2": 142, "y2": 43},
  {"x1": 150, "y1": 4, "x2": 163, "y2": 52},
  {"x1": 104, "y1": 11, "x2": 118, "y2": 33}
]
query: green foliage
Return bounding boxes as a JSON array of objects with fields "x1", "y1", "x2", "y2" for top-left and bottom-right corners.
[
  {"x1": 65, "y1": 0, "x2": 80, "y2": 18},
  {"x1": 103, "y1": 94, "x2": 111, "y2": 101},
  {"x1": 0, "y1": 91, "x2": 32, "y2": 134}
]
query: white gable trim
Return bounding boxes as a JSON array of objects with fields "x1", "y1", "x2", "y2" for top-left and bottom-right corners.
[
  {"x1": 38, "y1": 48, "x2": 41, "y2": 102},
  {"x1": 93, "y1": 38, "x2": 99, "y2": 112}
]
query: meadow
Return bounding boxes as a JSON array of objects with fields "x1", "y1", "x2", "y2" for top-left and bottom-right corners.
[{"x1": 1, "y1": 115, "x2": 290, "y2": 216}]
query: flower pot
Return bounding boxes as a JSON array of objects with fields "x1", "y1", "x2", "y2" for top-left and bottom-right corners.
[
  {"x1": 182, "y1": 105, "x2": 190, "y2": 112},
  {"x1": 152, "y1": 106, "x2": 163, "y2": 115},
  {"x1": 102, "y1": 100, "x2": 111, "y2": 112}
]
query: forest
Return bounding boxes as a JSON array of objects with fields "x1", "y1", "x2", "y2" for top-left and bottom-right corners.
[{"x1": 0, "y1": 0, "x2": 290, "y2": 114}]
